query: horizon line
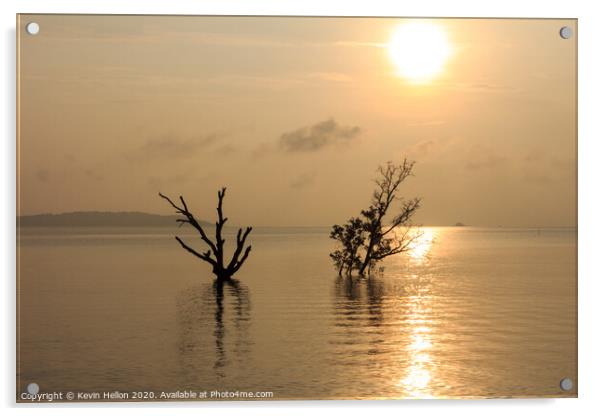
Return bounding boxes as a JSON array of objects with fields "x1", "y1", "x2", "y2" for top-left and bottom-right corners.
[{"x1": 15, "y1": 210, "x2": 577, "y2": 229}]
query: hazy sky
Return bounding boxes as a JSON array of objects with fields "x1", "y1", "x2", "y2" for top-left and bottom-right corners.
[{"x1": 18, "y1": 16, "x2": 576, "y2": 227}]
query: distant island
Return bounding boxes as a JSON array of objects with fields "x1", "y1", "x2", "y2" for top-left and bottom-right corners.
[
  {"x1": 17, "y1": 211, "x2": 210, "y2": 227},
  {"x1": 455, "y1": 222, "x2": 466, "y2": 226}
]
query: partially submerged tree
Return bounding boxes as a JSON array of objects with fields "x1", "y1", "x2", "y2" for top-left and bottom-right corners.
[
  {"x1": 329, "y1": 218, "x2": 364, "y2": 276},
  {"x1": 159, "y1": 188, "x2": 252, "y2": 282},
  {"x1": 330, "y1": 160, "x2": 422, "y2": 277}
]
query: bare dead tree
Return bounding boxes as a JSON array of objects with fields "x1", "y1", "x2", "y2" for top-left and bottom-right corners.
[{"x1": 159, "y1": 188, "x2": 252, "y2": 282}]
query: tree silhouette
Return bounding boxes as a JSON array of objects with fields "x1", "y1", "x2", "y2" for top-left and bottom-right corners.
[
  {"x1": 330, "y1": 160, "x2": 422, "y2": 277},
  {"x1": 159, "y1": 188, "x2": 252, "y2": 282},
  {"x1": 329, "y1": 218, "x2": 364, "y2": 276}
]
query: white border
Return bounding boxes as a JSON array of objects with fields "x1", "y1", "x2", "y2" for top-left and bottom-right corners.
[{"x1": 3, "y1": 1, "x2": 602, "y2": 415}]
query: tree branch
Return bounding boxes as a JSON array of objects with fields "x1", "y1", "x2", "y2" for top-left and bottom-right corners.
[
  {"x1": 159, "y1": 192, "x2": 219, "y2": 256},
  {"x1": 227, "y1": 227, "x2": 253, "y2": 271},
  {"x1": 381, "y1": 198, "x2": 421, "y2": 236},
  {"x1": 232, "y1": 245, "x2": 252, "y2": 273},
  {"x1": 214, "y1": 188, "x2": 227, "y2": 264},
  {"x1": 175, "y1": 236, "x2": 218, "y2": 267}
]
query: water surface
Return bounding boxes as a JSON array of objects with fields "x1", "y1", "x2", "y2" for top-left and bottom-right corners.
[{"x1": 17, "y1": 226, "x2": 577, "y2": 399}]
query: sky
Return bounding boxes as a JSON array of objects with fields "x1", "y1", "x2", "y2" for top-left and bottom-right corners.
[{"x1": 18, "y1": 15, "x2": 577, "y2": 227}]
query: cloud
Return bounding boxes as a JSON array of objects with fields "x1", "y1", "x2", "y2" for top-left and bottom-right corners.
[
  {"x1": 306, "y1": 72, "x2": 353, "y2": 83},
  {"x1": 279, "y1": 119, "x2": 361, "y2": 152},
  {"x1": 521, "y1": 156, "x2": 575, "y2": 186},
  {"x1": 250, "y1": 142, "x2": 273, "y2": 159},
  {"x1": 207, "y1": 74, "x2": 307, "y2": 90},
  {"x1": 129, "y1": 134, "x2": 219, "y2": 160},
  {"x1": 44, "y1": 26, "x2": 386, "y2": 51},
  {"x1": 34, "y1": 165, "x2": 103, "y2": 183},
  {"x1": 208, "y1": 72, "x2": 353, "y2": 91},
  {"x1": 331, "y1": 41, "x2": 385, "y2": 48},
  {"x1": 405, "y1": 120, "x2": 446, "y2": 127},
  {"x1": 214, "y1": 144, "x2": 237, "y2": 156},
  {"x1": 147, "y1": 171, "x2": 215, "y2": 190},
  {"x1": 290, "y1": 172, "x2": 316, "y2": 189},
  {"x1": 465, "y1": 154, "x2": 507, "y2": 170},
  {"x1": 407, "y1": 139, "x2": 437, "y2": 159},
  {"x1": 436, "y1": 81, "x2": 516, "y2": 94}
]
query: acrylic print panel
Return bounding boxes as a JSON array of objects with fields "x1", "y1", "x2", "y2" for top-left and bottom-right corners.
[{"x1": 16, "y1": 15, "x2": 577, "y2": 401}]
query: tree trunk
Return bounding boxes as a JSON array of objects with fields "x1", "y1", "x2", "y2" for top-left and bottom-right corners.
[
  {"x1": 215, "y1": 269, "x2": 233, "y2": 282},
  {"x1": 359, "y1": 243, "x2": 374, "y2": 276}
]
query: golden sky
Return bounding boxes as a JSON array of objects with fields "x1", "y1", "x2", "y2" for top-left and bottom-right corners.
[{"x1": 18, "y1": 15, "x2": 576, "y2": 227}]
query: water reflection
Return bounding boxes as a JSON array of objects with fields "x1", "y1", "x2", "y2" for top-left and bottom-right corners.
[
  {"x1": 399, "y1": 288, "x2": 435, "y2": 398},
  {"x1": 334, "y1": 276, "x2": 386, "y2": 325},
  {"x1": 176, "y1": 280, "x2": 251, "y2": 381},
  {"x1": 331, "y1": 228, "x2": 438, "y2": 398},
  {"x1": 407, "y1": 228, "x2": 435, "y2": 263},
  {"x1": 18, "y1": 226, "x2": 576, "y2": 399}
]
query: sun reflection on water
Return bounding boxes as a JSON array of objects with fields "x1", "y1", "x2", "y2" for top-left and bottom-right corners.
[
  {"x1": 409, "y1": 333, "x2": 433, "y2": 351},
  {"x1": 407, "y1": 228, "x2": 435, "y2": 262},
  {"x1": 398, "y1": 263, "x2": 436, "y2": 397},
  {"x1": 399, "y1": 296, "x2": 435, "y2": 398}
]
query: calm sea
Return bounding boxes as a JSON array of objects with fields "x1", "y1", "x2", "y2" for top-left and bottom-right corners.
[{"x1": 17, "y1": 226, "x2": 577, "y2": 400}]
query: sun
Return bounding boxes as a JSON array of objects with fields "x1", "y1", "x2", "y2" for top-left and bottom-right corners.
[{"x1": 388, "y1": 22, "x2": 452, "y2": 84}]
